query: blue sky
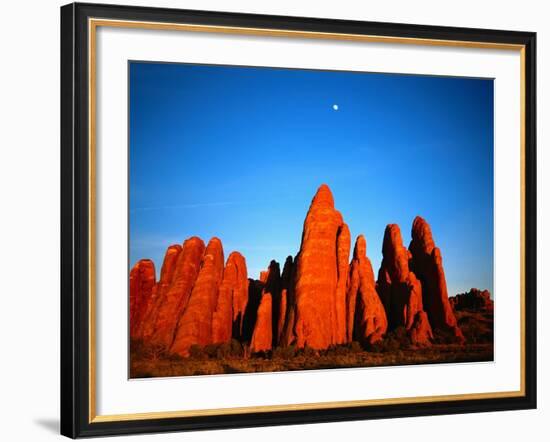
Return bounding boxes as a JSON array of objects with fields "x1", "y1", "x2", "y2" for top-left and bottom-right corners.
[{"x1": 129, "y1": 62, "x2": 494, "y2": 297}]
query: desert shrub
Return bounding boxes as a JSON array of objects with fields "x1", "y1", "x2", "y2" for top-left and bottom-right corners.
[
  {"x1": 188, "y1": 344, "x2": 206, "y2": 359},
  {"x1": 215, "y1": 342, "x2": 232, "y2": 359},
  {"x1": 432, "y1": 328, "x2": 467, "y2": 345},
  {"x1": 457, "y1": 316, "x2": 493, "y2": 344},
  {"x1": 251, "y1": 349, "x2": 272, "y2": 359},
  {"x1": 130, "y1": 339, "x2": 170, "y2": 361},
  {"x1": 272, "y1": 345, "x2": 297, "y2": 359},
  {"x1": 295, "y1": 345, "x2": 317, "y2": 358},
  {"x1": 130, "y1": 339, "x2": 146, "y2": 355},
  {"x1": 221, "y1": 363, "x2": 244, "y2": 374},
  {"x1": 325, "y1": 346, "x2": 344, "y2": 357},
  {"x1": 324, "y1": 344, "x2": 356, "y2": 357},
  {"x1": 167, "y1": 352, "x2": 184, "y2": 362},
  {"x1": 204, "y1": 344, "x2": 222, "y2": 358},
  {"x1": 229, "y1": 339, "x2": 244, "y2": 357},
  {"x1": 371, "y1": 327, "x2": 411, "y2": 352}
]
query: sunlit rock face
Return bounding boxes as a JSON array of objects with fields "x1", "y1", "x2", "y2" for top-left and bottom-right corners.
[
  {"x1": 291, "y1": 184, "x2": 350, "y2": 350},
  {"x1": 249, "y1": 260, "x2": 280, "y2": 353},
  {"x1": 347, "y1": 235, "x2": 388, "y2": 345},
  {"x1": 377, "y1": 224, "x2": 424, "y2": 330},
  {"x1": 129, "y1": 259, "x2": 156, "y2": 340},
  {"x1": 170, "y1": 238, "x2": 225, "y2": 357},
  {"x1": 408, "y1": 216, "x2": 465, "y2": 343},
  {"x1": 146, "y1": 239, "x2": 205, "y2": 348},
  {"x1": 212, "y1": 251, "x2": 248, "y2": 344},
  {"x1": 376, "y1": 223, "x2": 435, "y2": 347}
]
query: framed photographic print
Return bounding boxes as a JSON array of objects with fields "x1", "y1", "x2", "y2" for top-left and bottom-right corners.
[{"x1": 60, "y1": 2, "x2": 537, "y2": 438}]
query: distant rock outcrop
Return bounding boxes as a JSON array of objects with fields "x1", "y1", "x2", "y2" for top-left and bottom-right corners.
[
  {"x1": 171, "y1": 238, "x2": 225, "y2": 356},
  {"x1": 347, "y1": 235, "x2": 387, "y2": 345},
  {"x1": 409, "y1": 216, "x2": 465, "y2": 343},
  {"x1": 450, "y1": 288, "x2": 493, "y2": 312}
]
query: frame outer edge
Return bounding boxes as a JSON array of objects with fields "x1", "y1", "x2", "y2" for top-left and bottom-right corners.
[
  {"x1": 525, "y1": 32, "x2": 537, "y2": 409},
  {"x1": 61, "y1": 2, "x2": 537, "y2": 437},
  {"x1": 60, "y1": 2, "x2": 77, "y2": 439}
]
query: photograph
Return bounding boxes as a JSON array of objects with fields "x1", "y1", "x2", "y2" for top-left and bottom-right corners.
[{"x1": 128, "y1": 61, "x2": 495, "y2": 378}]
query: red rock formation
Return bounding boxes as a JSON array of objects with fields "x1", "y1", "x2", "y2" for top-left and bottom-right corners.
[
  {"x1": 409, "y1": 311, "x2": 434, "y2": 347},
  {"x1": 159, "y1": 245, "x2": 182, "y2": 286},
  {"x1": 129, "y1": 259, "x2": 156, "y2": 340},
  {"x1": 139, "y1": 244, "x2": 182, "y2": 340},
  {"x1": 148, "y1": 239, "x2": 205, "y2": 348},
  {"x1": 250, "y1": 294, "x2": 273, "y2": 353},
  {"x1": 377, "y1": 224, "x2": 425, "y2": 332},
  {"x1": 409, "y1": 216, "x2": 465, "y2": 343},
  {"x1": 292, "y1": 184, "x2": 348, "y2": 349},
  {"x1": 230, "y1": 253, "x2": 249, "y2": 338},
  {"x1": 242, "y1": 278, "x2": 264, "y2": 342},
  {"x1": 450, "y1": 288, "x2": 493, "y2": 312},
  {"x1": 347, "y1": 235, "x2": 388, "y2": 345},
  {"x1": 277, "y1": 292, "x2": 287, "y2": 345},
  {"x1": 279, "y1": 259, "x2": 299, "y2": 348},
  {"x1": 170, "y1": 238, "x2": 225, "y2": 356},
  {"x1": 335, "y1": 223, "x2": 351, "y2": 344},
  {"x1": 279, "y1": 281, "x2": 296, "y2": 347},
  {"x1": 276, "y1": 256, "x2": 293, "y2": 345},
  {"x1": 129, "y1": 187, "x2": 486, "y2": 361},
  {"x1": 250, "y1": 261, "x2": 280, "y2": 352},
  {"x1": 268, "y1": 261, "x2": 282, "y2": 348},
  {"x1": 212, "y1": 252, "x2": 249, "y2": 344}
]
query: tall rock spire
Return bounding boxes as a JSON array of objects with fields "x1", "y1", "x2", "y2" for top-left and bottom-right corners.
[
  {"x1": 276, "y1": 256, "x2": 294, "y2": 346},
  {"x1": 250, "y1": 260, "x2": 280, "y2": 353},
  {"x1": 347, "y1": 235, "x2": 388, "y2": 345},
  {"x1": 139, "y1": 245, "x2": 182, "y2": 340},
  {"x1": 408, "y1": 216, "x2": 464, "y2": 343},
  {"x1": 377, "y1": 224, "x2": 433, "y2": 346},
  {"x1": 292, "y1": 184, "x2": 349, "y2": 349},
  {"x1": 212, "y1": 251, "x2": 249, "y2": 343},
  {"x1": 170, "y1": 238, "x2": 225, "y2": 356},
  {"x1": 129, "y1": 259, "x2": 156, "y2": 340},
  {"x1": 148, "y1": 238, "x2": 205, "y2": 348},
  {"x1": 335, "y1": 223, "x2": 351, "y2": 344}
]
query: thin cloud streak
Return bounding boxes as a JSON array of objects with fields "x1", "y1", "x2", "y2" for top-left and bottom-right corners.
[
  {"x1": 130, "y1": 194, "x2": 303, "y2": 213},
  {"x1": 130, "y1": 201, "x2": 238, "y2": 213}
]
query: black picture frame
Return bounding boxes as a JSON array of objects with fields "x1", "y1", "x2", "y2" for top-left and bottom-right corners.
[{"x1": 60, "y1": 2, "x2": 537, "y2": 438}]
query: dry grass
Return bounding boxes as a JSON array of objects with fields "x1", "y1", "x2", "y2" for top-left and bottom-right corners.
[
  {"x1": 130, "y1": 309, "x2": 493, "y2": 378},
  {"x1": 454, "y1": 310, "x2": 494, "y2": 344},
  {"x1": 130, "y1": 340, "x2": 493, "y2": 378}
]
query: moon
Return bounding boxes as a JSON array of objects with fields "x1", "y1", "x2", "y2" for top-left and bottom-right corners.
[{"x1": 332, "y1": 104, "x2": 339, "y2": 111}]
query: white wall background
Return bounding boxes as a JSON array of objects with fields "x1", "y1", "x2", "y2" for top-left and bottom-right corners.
[{"x1": 0, "y1": 0, "x2": 546, "y2": 440}]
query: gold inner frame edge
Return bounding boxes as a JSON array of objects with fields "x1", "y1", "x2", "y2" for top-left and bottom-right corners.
[{"x1": 87, "y1": 17, "x2": 527, "y2": 423}]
